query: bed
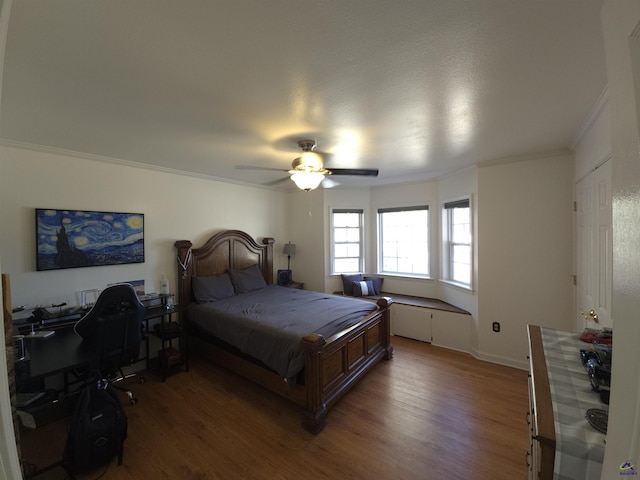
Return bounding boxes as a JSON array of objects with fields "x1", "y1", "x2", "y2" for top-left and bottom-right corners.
[{"x1": 174, "y1": 229, "x2": 393, "y2": 433}]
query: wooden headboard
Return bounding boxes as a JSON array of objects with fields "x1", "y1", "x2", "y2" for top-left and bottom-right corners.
[{"x1": 174, "y1": 230, "x2": 274, "y2": 306}]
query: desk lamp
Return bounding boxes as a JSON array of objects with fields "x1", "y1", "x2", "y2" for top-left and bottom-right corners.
[
  {"x1": 278, "y1": 242, "x2": 296, "y2": 286},
  {"x1": 283, "y1": 242, "x2": 296, "y2": 270}
]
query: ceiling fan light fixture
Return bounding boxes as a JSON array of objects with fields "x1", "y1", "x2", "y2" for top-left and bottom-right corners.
[
  {"x1": 290, "y1": 171, "x2": 325, "y2": 191},
  {"x1": 292, "y1": 152, "x2": 324, "y2": 171},
  {"x1": 298, "y1": 151, "x2": 323, "y2": 170}
]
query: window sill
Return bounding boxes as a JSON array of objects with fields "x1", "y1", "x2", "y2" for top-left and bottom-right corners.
[
  {"x1": 377, "y1": 272, "x2": 433, "y2": 281},
  {"x1": 439, "y1": 279, "x2": 474, "y2": 293}
]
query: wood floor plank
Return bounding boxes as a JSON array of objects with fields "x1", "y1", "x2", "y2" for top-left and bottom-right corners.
[{"x1": 19, "y1": 336, "x2": 529, "y2": 480}]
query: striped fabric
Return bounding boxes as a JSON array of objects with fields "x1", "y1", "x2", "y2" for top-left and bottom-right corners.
[
  {"x1": 352, "y1": 280, "x2": 374, "y2": 297},
  {"x1": 540, "y1": 328, "x2": 606, "y2": 480}
]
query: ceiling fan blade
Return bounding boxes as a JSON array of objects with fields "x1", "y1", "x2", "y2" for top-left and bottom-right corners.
[
  {"x1": 236, "y1": 165, "x2": 288, "y2": 173},
  {"x1": 321, "y1": 177, "x2": 340, "y2": 189},
  {"x1": 328, "y1": 168, "x2": 379, "y2": 177},
  {"x1": 263, "y1": 177, "x2": 290, "y2": 186}
]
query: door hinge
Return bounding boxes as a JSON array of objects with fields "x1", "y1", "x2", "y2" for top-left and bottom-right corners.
[
  {"x1": 573, "y1": 201, "x2": 577, "y2": 212},
  {"x1": 572, "y1": 274, "x2": 577, "y2": 286}
]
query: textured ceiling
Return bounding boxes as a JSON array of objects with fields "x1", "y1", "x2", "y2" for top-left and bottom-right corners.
[{"x1": 0, "y1": 0, "x2": 607, "y2": 190}]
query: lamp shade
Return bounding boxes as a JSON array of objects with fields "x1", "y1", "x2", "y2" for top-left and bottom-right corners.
[
  {"x1": 282, "y1": 243, "x2": 296, "y2": 256},
  {"x1": 290, "y1": 171, "x2": 325, "y2": 191}
]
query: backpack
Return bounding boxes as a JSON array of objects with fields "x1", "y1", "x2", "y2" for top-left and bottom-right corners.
[{"x1": 63, "y1": 379, "x2": 128, "y2": 476}]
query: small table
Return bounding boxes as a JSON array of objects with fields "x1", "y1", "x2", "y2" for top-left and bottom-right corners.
[
  {"x1": 285, "y1": 281, "x2": 304, "y2": 290},
  {"x1": 144, "y1": 304, "x2": 187, "y2": 380}
]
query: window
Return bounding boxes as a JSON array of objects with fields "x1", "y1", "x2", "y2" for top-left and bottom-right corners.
[
  {"x1": 331, "y1": 209, "x2": 364, "y2": 274},
  {"x1": 443, "y1": 198, "x2": 472, "y2": 287},
  {"x1": 378, "y1": 206, "x2": 429, "y2": 276}
]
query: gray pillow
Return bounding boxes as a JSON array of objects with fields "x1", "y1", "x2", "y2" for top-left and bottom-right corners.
[
  {"x1": 228, "y1": 264, "x2": 267, "y2": 294},
  {"x1": 192, "y1": 273, "x2": 235, "y2": 303},
  {"x1": 341, "y1": 274, "x2": 362, "y2": 296},
  {"x1": 364, "y1": 276, "x2": 383, "y2": 295}
]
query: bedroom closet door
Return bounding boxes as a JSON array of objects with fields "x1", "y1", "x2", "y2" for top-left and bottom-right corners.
[{"x1": 575, "y1": 158, "x2": 612, "y2": 331}]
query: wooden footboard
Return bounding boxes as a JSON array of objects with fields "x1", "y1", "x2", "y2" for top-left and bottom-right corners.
[
  {"x1": 175, "y1": 231, "x2": 393, "y2": 433},
  {"x1": 301, "y1": 296, "x2": 393, "y2": 433}
]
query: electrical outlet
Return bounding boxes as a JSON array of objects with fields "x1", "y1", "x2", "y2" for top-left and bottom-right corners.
[{"x1": 492, "y1": 322, "x2": 501, "y2": 333}]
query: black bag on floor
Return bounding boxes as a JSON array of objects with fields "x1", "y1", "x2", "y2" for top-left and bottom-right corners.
[{"x1": 63, "y1": 379, "x2": 128, "y2": 475}]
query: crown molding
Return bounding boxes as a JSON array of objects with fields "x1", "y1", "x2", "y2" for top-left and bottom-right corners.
[
  {"x1": 0, "y1": 139, "x2": 289, "y2": 192},
  {"x1": 572, "y1": 86, "x2": 609, "y2": 149}
]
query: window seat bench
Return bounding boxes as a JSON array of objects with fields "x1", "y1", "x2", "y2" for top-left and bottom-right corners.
[
  {"x1": 335, "y1": 291, "x2": 471, "y2": 352},
  {"x1": 335, "y1": 291, "x2": 470, "y2": 315},
  {"x1": 379, "y1": 293, "x2": 470, "y2": 315}
]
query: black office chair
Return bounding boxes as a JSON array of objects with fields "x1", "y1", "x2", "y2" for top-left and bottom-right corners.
[{"x1": 74, "y1": 283, "x2": 146, "y2": 405}]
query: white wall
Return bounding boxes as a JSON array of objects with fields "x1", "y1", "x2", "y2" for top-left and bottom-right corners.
[
  {"x1": 477, "y1": 153, "x2": 575, "y2": 368},
  {"x1": 287, "y1": 188, "x2": 325, "y2": 293},
  {"x1": 601, "y1": 1, "x2": 640, "y2": 475},
  {"x1": 0, "y1": 144, "x2": 291, "y2": 309}
]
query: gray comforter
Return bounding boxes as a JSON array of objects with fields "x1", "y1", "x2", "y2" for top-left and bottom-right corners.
[{"x1": 187, "y1": 285, "x2": 378, "y2": 380}]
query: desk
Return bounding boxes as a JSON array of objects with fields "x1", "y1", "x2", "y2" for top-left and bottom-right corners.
[
  {"x1": 17, "y1": 328, "x2": 93, "y2": 392},
  {"x1": 16, "y1": 328, "x2": 108, "y2": 477},
  {"x1": 14, "y1": 327, "x2": 94, "y2": 434},
  {"x1": 15, "y1": 299, "x2": 186, "y2": 477},
  {"x1": 17, "y1": 304, "x2": 186, "y2": 393},
  {"x1": 13, "y1": 293, "x2": 177, "y2": 334}
]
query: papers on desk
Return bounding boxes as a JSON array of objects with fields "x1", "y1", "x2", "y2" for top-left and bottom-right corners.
[
  {"x1": 17, "y1": 410, "x2": 37, "y2": 429},
  {"x1": 15, "y1": 392, "x2": 45, "y2": 408},
  {"x1": 138, "y1": 292, "x2": 159, "y2": 301},
  {"x1": 27, "y1": 330, "x2": 54, "y2": 338}
]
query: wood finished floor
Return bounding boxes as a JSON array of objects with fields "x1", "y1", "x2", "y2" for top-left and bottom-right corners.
[{"x1": 20, "y1": 336, "x2": 529, "y2": 480}]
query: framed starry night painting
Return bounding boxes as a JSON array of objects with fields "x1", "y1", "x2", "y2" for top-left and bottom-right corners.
[{"x1": 35, "y1": 208, "x2": 145, "y2": 271}]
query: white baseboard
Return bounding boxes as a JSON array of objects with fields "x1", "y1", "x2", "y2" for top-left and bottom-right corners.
[{"x1": 470, "y1": 348, "x2": 529, "y2": 371}]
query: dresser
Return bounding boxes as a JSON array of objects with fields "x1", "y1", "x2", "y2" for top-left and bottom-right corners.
[{"x1": 526, "y1": 325, "x2": 606, "y2": 480}]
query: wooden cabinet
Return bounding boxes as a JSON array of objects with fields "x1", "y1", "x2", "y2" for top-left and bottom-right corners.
[
  {"x1": 527, "y1": 325, "x2": 555, "y2": 480},
  {"x1": 526, "y1": 325, "x2": 606, "y2": 480},
  {"x1": 431, "y1": 309, "x2": 471, "y2": 352},
  {"x1": 391, "y1": 300, "x2": 471, "y2": 352},
  {"x1": 391, "y1": 303, "x2": 432, "y2": 342}
]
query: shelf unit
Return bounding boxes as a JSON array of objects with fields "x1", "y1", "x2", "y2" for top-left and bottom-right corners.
[{"x1": 143, "y1": 295, "x2": 187, "y2": 381}]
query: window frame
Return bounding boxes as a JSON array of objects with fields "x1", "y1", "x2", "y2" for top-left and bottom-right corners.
[
  {"x1": 441, "y1": 196, "x2": 473, "y2": 289},
  {"x1": 330, "y1": 208, "x2": 365, "y2": 275},
  {"x1": 377, "y1": 205, "x2": 430, "y2": 278}
]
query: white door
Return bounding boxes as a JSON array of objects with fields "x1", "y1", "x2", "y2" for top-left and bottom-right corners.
[
  {"x1": 575, "y1": 172, "x2": 594, "y2": 330},
  {"x1": 575, "y1": 158, "x2": 612, "y2": 330}
]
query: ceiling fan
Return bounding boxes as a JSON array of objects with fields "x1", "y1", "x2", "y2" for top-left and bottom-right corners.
[{"x1": 239, "y1": 140, "x2": 379, "y2": 191}]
